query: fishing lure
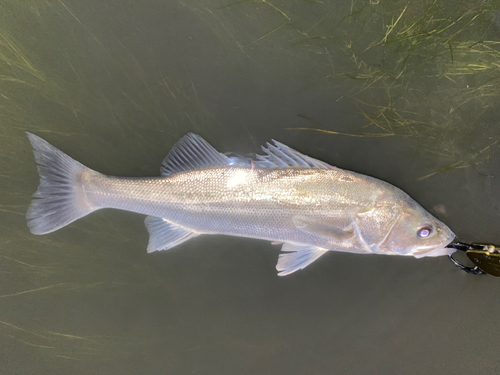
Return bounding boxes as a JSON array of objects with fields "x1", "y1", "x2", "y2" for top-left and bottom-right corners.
[{"x1": 447, "y1": 242, "x2": 500, "y2": 276}]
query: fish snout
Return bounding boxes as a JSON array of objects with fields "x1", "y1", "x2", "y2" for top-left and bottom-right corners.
[{"x1": 412, "y1": 223, "x2": 456, "y2": 258}]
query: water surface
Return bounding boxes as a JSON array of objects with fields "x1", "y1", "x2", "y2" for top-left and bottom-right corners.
[{"x1": 1, "y1": 0, "x2": 500, "y2": 373}]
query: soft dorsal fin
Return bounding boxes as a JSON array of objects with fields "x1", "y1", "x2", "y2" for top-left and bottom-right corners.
[
  {"x1": 161, "y1": 133, "x2": 335, "y2": 176},
  {"x1": 161, "y1": 133, "x2": 230, "y2": 176},
  {"x1": 254, "y1": 141, "x2": 335, "y2": 170}
]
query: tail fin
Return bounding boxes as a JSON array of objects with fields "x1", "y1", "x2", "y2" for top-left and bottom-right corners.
[{"x1": 26, "y1": 132, "x2": 97, "y2": 234}]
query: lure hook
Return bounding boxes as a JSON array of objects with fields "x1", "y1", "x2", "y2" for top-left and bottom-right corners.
[
  {"x1": 447, "y1": 253, "x2": 485, "y2": 275},
  {"x1": 446, "y1": 241, "x2": 490, "y2": 275}
]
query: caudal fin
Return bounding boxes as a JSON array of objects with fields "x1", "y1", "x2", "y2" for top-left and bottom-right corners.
[{"x1": 26, "y1": 132, "x2": 97, "y2": 234}]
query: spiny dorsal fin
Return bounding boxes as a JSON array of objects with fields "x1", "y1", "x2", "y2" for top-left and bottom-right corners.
[
  {"x1": 254, "y1": 141, "x2": 335, "y2": 170},
  {"x1": 161, "y1": 134, "x2": 335, "y2": 175},
  {"x1": 217, "y1": 140, "x2": 336, "y2": 170},
  {"x1": 161, "y1": 133, "x2": 230, "y2": 176}
]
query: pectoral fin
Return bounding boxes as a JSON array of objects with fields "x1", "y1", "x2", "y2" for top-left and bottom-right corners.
[
  {"x1": 144, "y1": 216, "x2": 198, "y2": 252},
  {"x1": 293, "y1": 216, "x2": 354, "y2": 242},
  {"x1": 276, "y1": 243, "x2": 329, "y2": 276}
]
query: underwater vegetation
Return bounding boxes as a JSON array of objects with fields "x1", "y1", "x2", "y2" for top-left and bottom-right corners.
[{"x1": 291, "y1": 0, "x2": 500, "y2": 178}]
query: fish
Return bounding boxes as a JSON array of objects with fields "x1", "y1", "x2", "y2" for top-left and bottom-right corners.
[{"x1": 26, "y1": 132, "x2": 456, "y2": 276}]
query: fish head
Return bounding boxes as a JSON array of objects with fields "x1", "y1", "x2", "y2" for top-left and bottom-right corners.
[{"x1": 355, "y1": 200, "x2": 455, "y2": 257}]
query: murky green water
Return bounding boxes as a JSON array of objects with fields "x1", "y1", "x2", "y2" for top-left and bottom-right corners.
[{"x1": 1, "y1": 0, "x2": 500, "y2": 373}]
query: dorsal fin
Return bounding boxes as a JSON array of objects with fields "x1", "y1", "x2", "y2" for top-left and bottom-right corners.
[
  {"x1": 161, "y1": 134, "x2": 335, "y2": 175},
  {"x1": 253, "y1": 140, "x2": 335, "y2": 170},
  {"x1": 161, "y1": 133, "x2": 230, "y2": 176}
]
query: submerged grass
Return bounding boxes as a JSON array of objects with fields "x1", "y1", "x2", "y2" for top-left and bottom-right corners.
[{"x1": 293, "y1": 0, "x2": 500, "y2": 178}]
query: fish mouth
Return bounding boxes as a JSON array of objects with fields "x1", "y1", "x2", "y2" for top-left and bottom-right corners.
[
  {"x1": 413, "y1": 246, "x2": 455, "y2": 258},
  {"x1": 412, "y1": 227, "x2": 456, "y2": 258}
]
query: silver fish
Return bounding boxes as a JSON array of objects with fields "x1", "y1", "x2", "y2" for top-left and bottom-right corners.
[{"x1": 26, "y1": 132, "x2": 456, "y2": 276}]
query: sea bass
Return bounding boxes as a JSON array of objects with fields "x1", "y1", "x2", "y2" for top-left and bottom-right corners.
[{"x1": 26, "y1": 133, "x2": 456, "y2": 276}]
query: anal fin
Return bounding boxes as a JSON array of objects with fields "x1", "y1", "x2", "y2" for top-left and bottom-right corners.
[
  {"x1": 144, "y1": 216, "x2": 198, "y2": 252},
  {"x1": 276, "y1": 243, "x2": 329, "y2": 276}
]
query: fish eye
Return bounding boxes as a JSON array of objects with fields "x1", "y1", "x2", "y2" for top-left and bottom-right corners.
[{"x1": 417, "y1": 226, "x2": 433, "y2": 238}]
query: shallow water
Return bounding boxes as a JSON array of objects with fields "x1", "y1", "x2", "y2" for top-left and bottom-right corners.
[{"x1": 1, "y1": 0, "x2": 500, "y2": 373}]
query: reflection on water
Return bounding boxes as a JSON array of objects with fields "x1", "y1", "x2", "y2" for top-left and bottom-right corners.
[{"x1": 1, "y1": 0, "x2": 500, "y2": 373}]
